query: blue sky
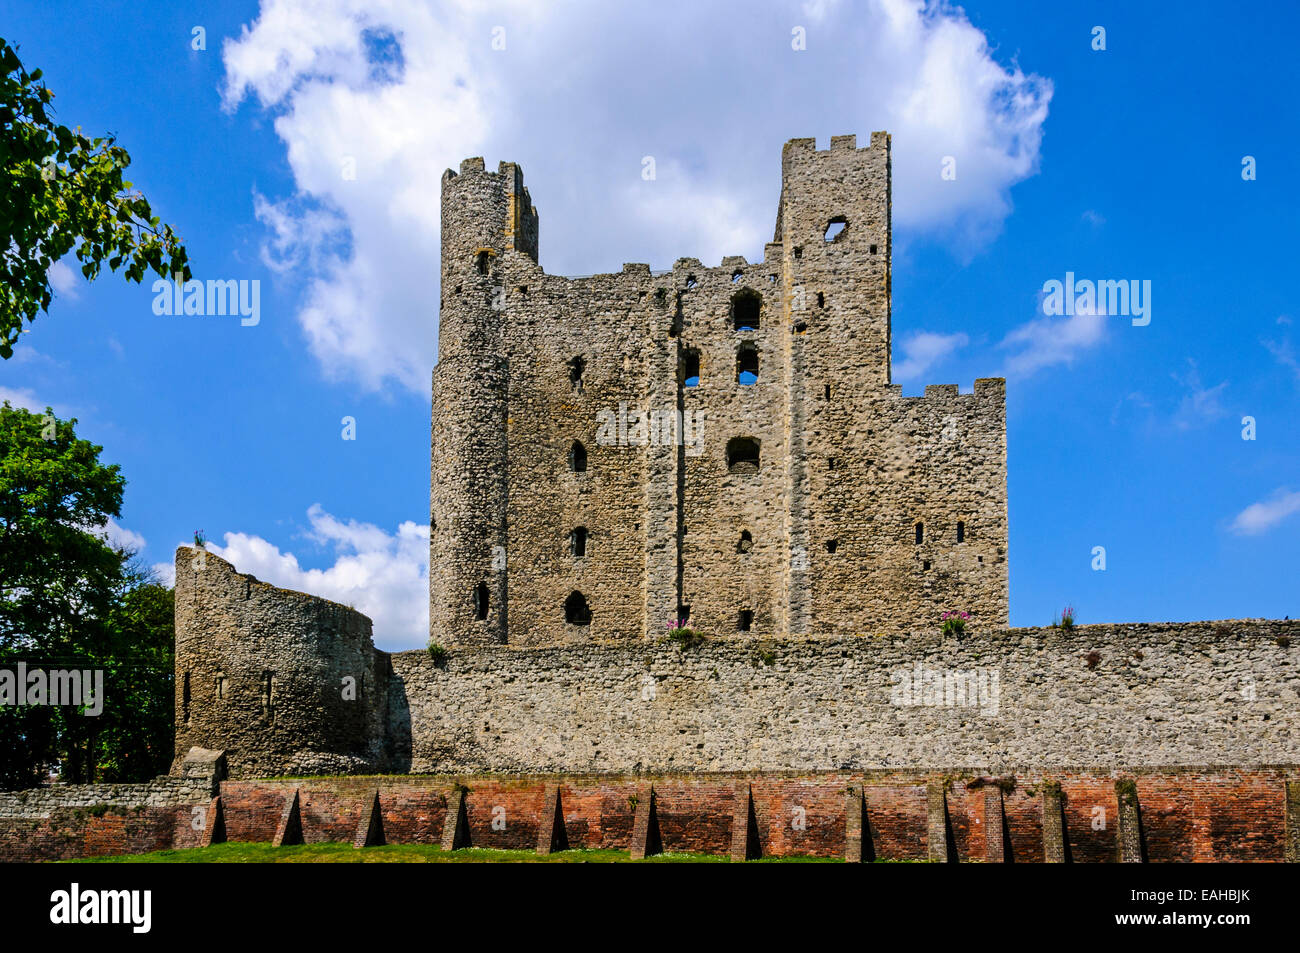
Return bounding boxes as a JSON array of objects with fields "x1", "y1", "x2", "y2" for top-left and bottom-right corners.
[{"x1": 3, "y1": 0, "x2": 1297, "y2": 649}]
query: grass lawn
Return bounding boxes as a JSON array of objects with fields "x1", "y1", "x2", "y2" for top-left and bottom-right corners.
[{"x1": 67, "y1": 842, "x2": 845, "y2": 863}]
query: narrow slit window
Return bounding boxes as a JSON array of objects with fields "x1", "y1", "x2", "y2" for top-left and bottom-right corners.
[
  {"x1": 182, "y1": 672, "x2": 191, "y2": 724},
  {"x1": 737, "y1": 530, "x2": 753, "y2": 554},
  {"x1": 915, "y1": 522, "x2": 924, "y2": 545},
  {"x1": 571, "y1": 526, "x2": 588, "y2": 558},
  {"x1": 956, "y1": 521, "x2": 965, "y2": 543},
  {"x1": 473, "y1": 581, "x2": 489, "y2": 621},
  {"x1": 569, "y1": 355, "x2": 585, "y2": 392},
  {"x1": 738, "y1": 609, "x2": 754, "y2": 632},
  {"x1": 261, "y1": 670, "x2": 274, "y2": 723},
  {"x1": 569, "y1": 440, "x2": 588, "y2": 473}
]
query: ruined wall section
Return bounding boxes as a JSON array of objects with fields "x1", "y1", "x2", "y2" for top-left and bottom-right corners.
[
  {"x1": 674, "y1": 251, "x2": 790, "y2": 639},
  {"x1": 499, "y1": 263, "x2": 658, "y2": 647},
  {"x1": 388, "y1": 620, "x2": 1299, "y2": 776},
  {"x1": 172, "y1": 547, "x2": 389, "y2": 777},
  {"x1": 808, "y1": 379, "x2": 1008, "y2": 635}
]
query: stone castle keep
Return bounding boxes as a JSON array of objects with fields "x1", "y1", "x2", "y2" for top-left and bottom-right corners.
[
  {"x1": 2, "y1": 136, "x2": 1297, "y2": 863},
  {"x1": 431, "y1": 132, "x2": 1008, "y2": 648}
]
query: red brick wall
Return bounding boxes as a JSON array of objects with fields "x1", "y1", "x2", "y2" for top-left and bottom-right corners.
[{"x1": 2, "y1": 767, "x2": 1294, "y2": 862}]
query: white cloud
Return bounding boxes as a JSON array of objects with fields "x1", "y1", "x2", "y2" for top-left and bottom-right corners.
[
  {"x1": 1081, "y1": 209, "x2": 1104, "y2": 227},
  {"x1": 1171, "y1": 359, "x2": 1229, "y2": 430},
  {"x1": 0, "y1": 386, "x2": 45, "y2": 412},
  {"x1": 892, "y1": 330, "x2": 968, "y2": 382},
  {"x1": 175, "y1": 505, "x2": 429, "y2": 651},
  {"x1": 1263, "y1": 335, "x2": 1300, "y2": 384},
  {"x1": 1229, "y1": 489, "x2": 1300, "y2": 536},
  {"x1": 101, "y1": 519, "x2": 147, "y2": 553},
  {"x1": 48, "y1": 260, "x2": 80, "y2": 300},
  {"x1": 222, "y1": 0, "x2": 1052, "y2": 395},
  {"x1": 1000, "y1": 307, "x2": 1107, "y2": 377}
]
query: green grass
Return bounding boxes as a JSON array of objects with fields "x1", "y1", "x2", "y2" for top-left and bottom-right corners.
[{"x1": 66, "y1": 842, "x2": 847, "y2": 863}]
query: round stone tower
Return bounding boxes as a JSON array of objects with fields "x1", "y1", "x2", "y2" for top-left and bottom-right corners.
[
  {"x1": 171, "y1": 547, "x2": 388, "y2": 777},
  {"x1": 429, "y1": 159, "x2": 538, "y2": 646}
]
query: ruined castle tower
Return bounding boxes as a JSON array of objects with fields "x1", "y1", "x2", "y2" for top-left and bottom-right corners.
[{"x1": 430, "y1": 134, "x2": 1007, "y2": 648}]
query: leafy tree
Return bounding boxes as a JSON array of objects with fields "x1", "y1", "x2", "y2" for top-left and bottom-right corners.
[
  {"x1": 0, "y1": 402, "x2": 173, "y2": 787},
  {"x1": 1, "y1": 36, "x2": 190, "y2": 358}
]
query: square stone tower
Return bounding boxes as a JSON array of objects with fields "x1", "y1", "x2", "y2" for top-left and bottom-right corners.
[{"x1": 430, "y1": 134, "x2": 1007, "y2": 648}]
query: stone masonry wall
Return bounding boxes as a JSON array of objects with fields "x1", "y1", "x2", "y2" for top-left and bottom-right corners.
[{"x1": 387, "y1": 619, "x2": 1299, "y2": 776}]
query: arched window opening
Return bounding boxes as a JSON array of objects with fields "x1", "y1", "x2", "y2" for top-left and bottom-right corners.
[
  {"x1": 474, "y1": 251, "x2": 491, "y2": 275},
  {"x1": 726, "y1": 437, "x2": 761, "y2": 474},
  {"x1": 731, "y1": 270, "x2": 743, "y2": 283},
  {"x1": 737, "y1": 529, "x2": 753, "y2": 554},
  {"x1": 569, "y1": 440, "x2": 588, "y2": 473},
  {"x1": 571, "y1": 526, "x2": 588, "y2": 558},
  {"x1": 569, "y1": 355, "x2": 585, "y2": 392},
  {"x1": 824, "y1": 216, "x2": 847, "y2": 242},
  {"x1": 956, "y1": 521, "x2": 965, "y2": 543},
  {"x1": 472, "y1": 581, "x2": 489, "y2": 621},
  {"x1": 682, "y1": 349, "x2": 701, "y2": 387},
  {"x1": 731, "y1": 288, "x2": 761, "y2": 332},
  {"x1": 915, "y1": 522, "x2": 924, "y2": 545},
  {"x1": 736, "y1": 343, "x2": 758, "y2": 384},
  {"x1": 565, "y1": 590, "x2": 592, "y2": 626}
]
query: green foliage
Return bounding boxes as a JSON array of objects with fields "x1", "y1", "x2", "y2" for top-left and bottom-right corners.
[
  {"x1": 0, "y1": 403, "x2": 173, "y2": 788},
  {"x1": 752, "y1": 648, "x2": 776, "y2": 667},
  {"x1": 426, "y1": 641, "x2": 448, "y2": 666},
  {"x1": 665, "y1": 627, "x2": 705, "y2": 651},
  {"x1": 0, "y1": 38, "x2": 190, "y2": 358}
]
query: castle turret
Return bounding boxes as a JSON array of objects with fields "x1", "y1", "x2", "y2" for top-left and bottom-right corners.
[{"x1": 430, "y1": 160, "x2": 538, "y2": 646}]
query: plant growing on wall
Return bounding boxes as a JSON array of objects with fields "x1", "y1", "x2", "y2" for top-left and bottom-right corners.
[
  {"x1": 664, "y1": 619, "x2": 705, "y2": 651},
  {"x1": 940, "y1": 610, "x2": 969, "y2": 639},
  {"x1": 1058, "y1": 605, "x2": 1076, "y2": 633}
]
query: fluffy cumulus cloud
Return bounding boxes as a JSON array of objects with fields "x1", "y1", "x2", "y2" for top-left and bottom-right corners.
[
  {"x1": 157, "y1": 505, "x2": 429, "y2": 651},
  {"x1": 892, "y1": 330, "x2": 968, "y2": 382},
  {"x1": 1229, "y1": 489, "x2": 1300, "y2": 536},
  {"x1": 222, "y1": 0, "x2": 1052, "y2": 395}
]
